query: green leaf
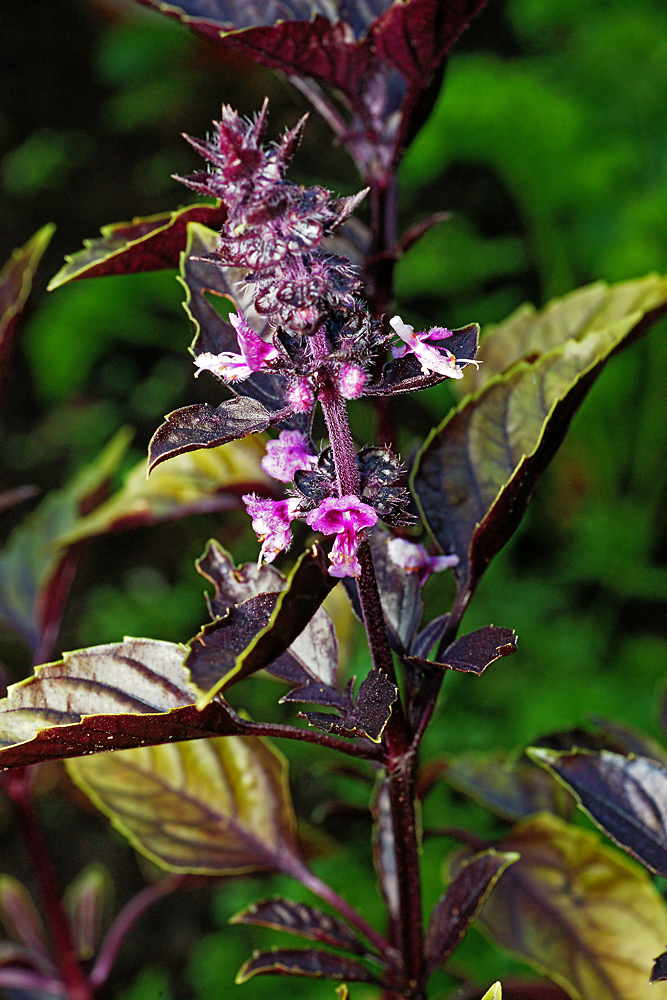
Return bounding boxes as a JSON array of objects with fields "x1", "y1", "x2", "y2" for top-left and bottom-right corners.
[
  {"x1": 0, "y1": 637, "x2": 244, "y2": 769},
  {"x1": 0, "y1": 224, "x2": 55, "y2": 357},
  {"x1": 0, "y1": 429, "x2": 131, "y2": 656},
  {"x1": 472, "y1": 813, "x2": 667, "y2": 1000},
  {"x1": 55, "y1": 436, "x2": 268, "y2": 547},
  {"x1": 47, "y1": 204, "x2": 225, "y2": 289},
  {"x1": 67, "y1": 734, "x2": 301, "y2": 875},
  {"x1": 412, "y1": 273, "x2": 667, "y2": 622}
]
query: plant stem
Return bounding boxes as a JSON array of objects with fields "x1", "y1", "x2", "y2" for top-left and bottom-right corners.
[{"x1": 5, "y1": 768, "x2": 93, "y2": 1000}]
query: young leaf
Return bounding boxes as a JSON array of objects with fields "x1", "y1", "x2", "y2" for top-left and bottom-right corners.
[
  {"x1": 412, "y1": 273, "x2": 667, "y2": 621},
  {"x1": 303, "y1": 667, "x2": 398, "y2": 743},
  {"x1": 405, "y1": 625, "x2": 517, "y2": 676},
  {"x1": 148, "y1": 396, "x2": 275, "y2": 472},
  {"x1": 196, "y1": 538, "x2": 284, "y2": 618},
  {"x1": 54, "y1": 436, "x2": 269, "y2": 547},
  {"x1": 195, "y1": 545, "x2": 337, "y2": 703},
  {"x1": 67, "y1": 735, "x2": 301, "y2": 875},
  {"x1": 480, "y1": 985, "x2": 502, "y2": 1000},
  {"x1": 652, "y1": 953, "x2": 667, "y2": 984},
  {"x1": 231, "y1": 898, "x2": 367, "y2": 955},
  {"x1": 530, "y1": 748, "x2": 667, "y2": 878},
  {"x1": 47, "y1": 204, "x2": 226, "y2": 289},
  {"x1": 1, "y1": 224, "x2": 54, "y2": 368},
  {"x1": 63, "y1": 865, "x2": 113, "y2": 961},
  {"x1": 235, "y1": 947, "x2": 380, "y2": 984},
  {"x1": 470, "y1": 813, "x2": 667, "y2": 1000},
  {"x1": 425, "y1": 850, "x2": 518, "y2": 973},
  {"x1": 0, "y1": 876, "x2": 49, "y2": 956},
  {"x1": 0, "y1": 638, "x2": 245, "y2": 769}
]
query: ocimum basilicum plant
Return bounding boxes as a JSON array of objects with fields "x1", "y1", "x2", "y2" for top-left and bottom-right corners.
[{"x1": 3, "y1": 2, "x2": 667, "y2": 999}]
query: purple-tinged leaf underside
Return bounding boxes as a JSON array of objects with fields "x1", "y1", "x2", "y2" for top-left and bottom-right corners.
[
  {"x1": 67, "y1": 734, "x2": 301, "y2": 875},
  {"x1": 47, "y1": 204, "x2": 226, "y2": 290},
  {"x1": 471, "y1": 813, "x2": 667, "y2": 1000},
  {"x1": 0, "y1": 430, "x2": 131, "y2": 658},
  {"x1": 436, "y1": 751, "x2": 576, "y2": 822},
  {"x1": 235, "y1": 947, "x2": 380, "y2": 984},
  {"x1": 367, "y1": 324, "x2": 480, "y2": 396},
  {"x1": 0, "y1": 876, "x2": 50, "y2": 957},
  {"x1": 181, "y1": 223, "x2": 311, "y2": 430},
  {"x1": 231, "y1": 898, "x2": 367, "y2": 956},
  {"x1": 303, "y1": 667, "x2": 398, "y2": 743},
  {"x1": 1, "y1": 224, "x2": 54, "y2": 364},
  {"x1": 367, "y1": 529, "x2": 423, "y2": 649},
  {"x1": 0, "y1": 638, "x2": 248, "y2": 769},
  {"x1": 425, "y1": 849, "x2": 518, "y2": 973},
  {"x1": 196, "y1": 545, "x2": 338, "y2": 704},
  {"x1": 412, "y1": 274, "x2": 667, "y2": 627},
  {"x1": 148, "y1": 396, "x2": 275, "y2": 473},
  {"x1": 405, "y1": 625, "x2": 516, "y2": 676},
  {"x1": 194, "y1": 541, "x2": 339, "y2": 700},
  {"x1": 530, "y1": 748, "x2": 667, "y2": 879}
]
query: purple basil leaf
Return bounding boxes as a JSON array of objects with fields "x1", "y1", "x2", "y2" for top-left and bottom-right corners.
[
  {"x1": 236, "y1": 947, "x2": 380, "y2": 984},
  {"x1": 412, "y1": 278, "x2": 667, "y2": 629},
  {"x1": 186, "y1": 593, "x2": 280, "y2": 691},
  {"x1": 425, "y1": 849, "x2": 518, "y2": 973},
  {"x1": 367, "y1": 324, "x2": 480, "y2": 396},
  {"x1": 196, "y1": 538, "x2": 284, "y2": 619},
  {"x1": 411, "y1": 613, "x2": 451, "y2": 658},
  {"x1": 48, "y1": 205, "x2": 226, "y2": 289},
  {"x1": 196, "y1": 545, "x2": 337, "y2": 703},
  {"x1": 181, "y1": 224, "x2": 310, "y2": 431},
  {"x1": 303, "y1": 667, "x2": 397, "y2": 743},
  {"x1": 1, "y1": 225, "x2": 54, "y2": 385},
  {"x1": 148, "y1": 397, "x2": 275, "y2": 472},
  {"x1": 231, "y1": 898, "x2": 367, "y2": 955},
  {"x1": 405, "y1": 625, "x2": 516, "y2": 676},
  {"x1": 279, "y1": 681, "x2": 347, "y2": 710},
  {"x1": 368, "y1": 530, "x2": 423, "y2": 649},
  {"x1": 651, "y1": 952, "x2": 667, "y2": 984},
  {"x1": 530, "y1": 748, "x2": 667, "y2": 878},
  {"x1": 0, "y1": 638, "x2": 247, "y2": 769}
]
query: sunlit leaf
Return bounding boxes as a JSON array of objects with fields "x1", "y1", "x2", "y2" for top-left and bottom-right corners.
[
  {"x1": 56, "y1": 437, "x2": 268, "y2": 547},
  {"x1": 425, "y1": 850, "x2": 517, "y2": 973},
  {"x1": 472, "y1": 813, "x2": 667, "y2": 1000},
  {"x1": 68, "y1": 735, "x2": 301, "y2": 875},
  {"x1": 438, "y1": 751, "x2": 576, "y2": 821},
  {"x1": 530, "y1": 748, "x2": 667, "y2": 878},
  {"x1": 0, "y1": 224, "x2": 55, "y2": 365},
  {"x1": 0, "y1": 429, "x2": 131, "y2": 657},
  {"x1": 47, "y1": 204, "x2": 225, "y2": 289},
  {"x1": 148, "y1": 397, "x2": 275, "y2": 472},
  {"x1": 463, "y1": 275, "x2": 667, "y2": 393},
  {"x1": 412, "y1": 273, "x2": 667, "y2": 624},
  {"x1": 231, "y1": 898, "x2": 367, "y2": 955},
  {"x1": 0, "y1": 638, "x2": 244, "y2": 769},
  {"x1": 480, "y1": 985, "x2": 502, "y2": 1000},
  {"x1": 235, "y1": 947, "x2": 380, "y2": 984}
]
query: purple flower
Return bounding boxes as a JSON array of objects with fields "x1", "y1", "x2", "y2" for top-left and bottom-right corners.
[
  {"x1": 307, "y1": 496, "x2": 378, "y2": 578},
  {"x1": 390, "y1": 316, "x2": 480, "y2": 380},
  {"x1": 261, "y1": 430, "x2": 317, "y2": 482},
  {"x1": 335, "y1": 363, "x2": 368, "y2": 399},
  {"x1": 387, "y1": 537, "x2": 459, "y2": 586},
  {"x1": 242, "y1": 493, "x2": 300, "y2": 564},
  {"x1": 194, "y1": 312, "x2": 278, "y2": 382},
  {"x1": 286, "y1": 379, "x2": 316, "y2": 413}
]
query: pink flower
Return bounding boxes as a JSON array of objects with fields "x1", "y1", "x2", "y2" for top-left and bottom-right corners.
[
  {"x1": 286, "y1": 378, "x2": 316, "y2": 413},
  {"x1": 389, "y1": 315, "x2": 480, "y2": 380},
  {"x1": 242, "y1": 493, "x2": 300, "y2": 564},
  {"x1": 261, "y1": 430, "x2": 317, "y2": 482},
  {"x1": 335, "y1": 363, "x2": 368, "y2": 399},
  {"x1": 194, "y1": 312, "x2": 278, "y2": 382},
  {"x1": 387, "y1": 537, "x2": 459, "y2": 586},
  {"x1": 307, "y1": 496, "x2": 378, "y2": 578}
]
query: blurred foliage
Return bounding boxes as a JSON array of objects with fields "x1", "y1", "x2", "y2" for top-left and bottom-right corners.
[{"x1": 1, "y1": 0, "x2": 667, "y2": 997}]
